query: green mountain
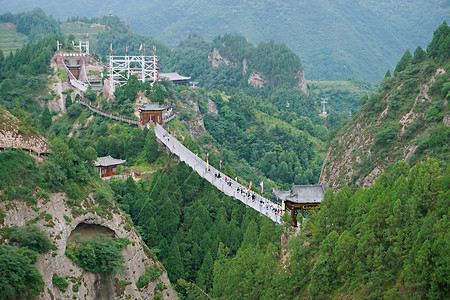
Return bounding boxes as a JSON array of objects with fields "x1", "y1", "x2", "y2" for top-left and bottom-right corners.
[
  {"x1": 1, "y1": 1, "x2": 448, "y2": 82},
  {"x1": 0, "y1": 11, "x2": 448, "y2": 300},
  {"x1": 320, "y1": 21, "x2": 450, "y2": 191}
]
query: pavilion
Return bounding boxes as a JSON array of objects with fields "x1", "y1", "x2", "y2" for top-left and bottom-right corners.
[
  {"x1": 95, "y1": 155, "x2": 126, "y2": 178},
  {"x1": 159, "y1": 72, "x2": 191, "y2": 86},
  {"x1": 137, "y1": 103, "x2": 169, "y2": 125},
  {"x1": 273, "y1": 184, "x2": 325, "y2": 227}
]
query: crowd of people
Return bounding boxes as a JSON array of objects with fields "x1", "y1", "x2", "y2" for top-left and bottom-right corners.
[{"x1": 158, "y1": 125, "x2": 283, "y2": 222}]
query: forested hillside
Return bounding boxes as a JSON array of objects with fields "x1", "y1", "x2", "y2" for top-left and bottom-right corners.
[
  {"x1": 320, "y1": 21, "x2": 450, "y2": 191},
  {"x1": 1, "y1": 1, "x2": 448, "y2": 82},
  {"x1": 0, "y1": 8, "x2": 448, "y2": 300}
]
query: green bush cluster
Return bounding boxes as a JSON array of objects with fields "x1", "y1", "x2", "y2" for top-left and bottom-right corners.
[
  {"x1": 0, "y1": 245, "x2": 44, "y2": 299},
  {"x1": 8, "y1": 225, "x2": 55, "y2": 253},
  {"x1": 52, "y1": 273, "x2": 69, "y2": 292},
  {"x1": 136, "y1": 266, "x2": 162, "y2": 290},
  {"x1": 65, "y1": 234, "x2": 125, "y2": 274}
]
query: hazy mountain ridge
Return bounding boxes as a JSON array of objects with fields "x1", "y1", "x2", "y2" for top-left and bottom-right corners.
[{"x1": 1, "y1": 0, "x2": 448, "y2": 82}]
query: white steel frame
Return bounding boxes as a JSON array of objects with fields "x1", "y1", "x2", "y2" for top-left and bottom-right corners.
[
  {"x1": 321, "y1": 97, "x2": 328, "y2": 114},
  {"x1": 73, "y1": 40, "x2": 90, "y2": 54},
  {"x1": 109, "y1": 55, "x2": 158, "y2": 93}
]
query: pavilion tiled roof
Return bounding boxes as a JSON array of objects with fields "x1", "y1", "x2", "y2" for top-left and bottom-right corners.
[
  {"x1": 95, "y1": 155, "x2": 126, "y2": 167},
  {"x1": 159, "y1": 72, "x2": 191, "y2": 81},
  {"x1": 274, "y1": 184, "x2": 325, "y2": 204},
  {"x1": 137, "y1": 103, "x2": 169, "y2": 111}
]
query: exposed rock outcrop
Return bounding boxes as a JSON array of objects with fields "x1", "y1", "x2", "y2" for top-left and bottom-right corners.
[
  {"x1": 248, "y1": 71, "x2": 265, "y2": 88},
  {"x1": 319, "y1": 68, "x2": 448, "y2": 192},
  {"x1": 0, "y1": 106, "x2": 48, "y2": 154},
  {"x1": 0, "y1": 192, "x2": 177, "y2": 300},
  {"x1": 208, "y1": 48, "x2": 237, "y2": 68},
  {"x1": 296, "y1": 69, "x2": 308, "y2": 94}
]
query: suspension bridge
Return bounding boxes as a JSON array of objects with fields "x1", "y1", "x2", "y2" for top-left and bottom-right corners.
[
  {"x1": 77, "y1": 101, "x2": 283, "y2": 223},
  {"x1": 153, "y1": 123, "x2": 282, "y2": 224}
]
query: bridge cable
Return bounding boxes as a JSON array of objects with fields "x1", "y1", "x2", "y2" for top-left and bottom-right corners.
[{"x1": 134, "y1": 150, "x2": 174, "y2": 222}]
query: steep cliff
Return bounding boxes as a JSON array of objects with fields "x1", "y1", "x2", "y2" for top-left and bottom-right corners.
[
  {"x1": 0, "y1": 110, "x2": 178, "y2": 299},
  {"x1": 0, "y1": 106, "x2": 48, "y2": 155},
  {"x1": 319, "y1": 24, "x2": 449, "y2": 191},
  {"x1": 1, "y1": 192, "x2": 177, "y2": 300}
]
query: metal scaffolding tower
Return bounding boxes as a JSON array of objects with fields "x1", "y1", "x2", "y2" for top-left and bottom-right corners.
[
  {"x1": 72, "y1": 40, "x2": 90, "y2": 54},
  {"x1": 109, "y1": 55, "x2": 158, "y2": 93}
]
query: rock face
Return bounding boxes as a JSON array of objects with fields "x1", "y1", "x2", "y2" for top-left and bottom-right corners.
[
  {"x1": 248, "y1": 71, "x2": 265, "y2": 88},
  {"x1": 296, "y1": 70, "x2": 308, "y2": 94},
  {"x1": 208, "y1": 47, "x2": 308, "y2": 93},
  {"x1": 0, "y1": 106, "x2": 48, "y2": 154},
  {"x1": 0, "y1": 192, "x2": 178, "y2": 300},
  {"x1": 208, "y1": 48, "x2": 237, "y2": 68},
  {"x1": 319, "y1": 68, "x2": 448, "y2": 192}
]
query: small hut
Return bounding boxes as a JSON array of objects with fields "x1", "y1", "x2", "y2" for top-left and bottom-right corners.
[{"x1": 95, "y1": 155, "x2": 126, "y2": 178}]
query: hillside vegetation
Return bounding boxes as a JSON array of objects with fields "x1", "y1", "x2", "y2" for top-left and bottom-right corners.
[
  {"x1": 1, "y1": 1, "x2": 448, "y2": 82},
  {"x1": 0, "y1": 9, "x2": 447, "y2": 300},
  {"x1": 320, "y1": 21, "x2": 450, "y2": 191},
  {"x1": 0, "y1": 23, "x2": 28, "y2": 54}
]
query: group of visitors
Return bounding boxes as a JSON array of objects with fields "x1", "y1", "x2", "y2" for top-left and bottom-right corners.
[{"x1": 160, "y1": 126, "x2": 283, "y2": 221}]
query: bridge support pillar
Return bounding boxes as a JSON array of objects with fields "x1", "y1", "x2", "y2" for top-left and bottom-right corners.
[{"x1": 291, "y1": 209, "x2": 298, "y2": 227}]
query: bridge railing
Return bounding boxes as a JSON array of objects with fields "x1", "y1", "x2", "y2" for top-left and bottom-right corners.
[
  {"x1": 76, "y1": 100, "x2": 140, "y2": 126},
  {"x1": 154, "y1": 123, "x2": 282, "y2": 223}
]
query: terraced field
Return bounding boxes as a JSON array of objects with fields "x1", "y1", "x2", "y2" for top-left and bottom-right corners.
[{"x1": 0, "y1": 23, "x2": 28, "y2": 54}]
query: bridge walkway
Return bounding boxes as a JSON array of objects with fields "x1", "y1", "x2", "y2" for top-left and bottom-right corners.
[
  {"x1": 76, "y1": 101, "x2": 281, "y2": 223},
  {"x1": 77, "y1": 100, "x2": 140, "y2": 126},
  {"x1": 154, "y1": 123, "x2": 282, "y2": 224}
]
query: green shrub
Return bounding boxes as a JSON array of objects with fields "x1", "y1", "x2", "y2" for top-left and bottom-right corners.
[
  {"x1": 72, "y1": 282, "x2": 80, "y2": 292},
  {"x1": 0, "y1": 151, "x2": 40, "y2": 190},
  {"x1": 9, "y1": 225, "x2": 54, "y2": 253},
  {"x1": 67, "y1": 103, "x2": 82, "y2": 119},
  {"x1": 93, "y1": 187, "x2": 114, "y2": 207},
  {"x1": 0, "y1": 245, "x2": 44, "y2": 299},
  {"x1": 136, "y1": 266, "x2": 161, "y2": 290},
  {"x1": 65, "y1": 234, "x2": 125, "y2": 274},
  {"x1": 52, "y1": 273, "x2": 69, "y2": 292},
  {"x1": 424, "y1": 106, "x2": 443, "y2": 122},
  {"x1": 2, "y1": 186, "x2": 36, "y2": 205},
  {"x1": 374, "y1": 123, "x2": 400, "y2": 146},
  {"x1": 156, "y1": 283, "x2": 168, "y2": 291}
]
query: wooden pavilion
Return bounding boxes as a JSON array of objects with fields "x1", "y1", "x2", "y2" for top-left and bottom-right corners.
[
  {"x1": 274, "y1": 184, "x2": 325, "y2": 227},
  {"x1": 95, "y1": 155, "x2": 126, "y2": 178},
  {"x1": 137, "y1": 103, "x2": 169, "y2": 125}
]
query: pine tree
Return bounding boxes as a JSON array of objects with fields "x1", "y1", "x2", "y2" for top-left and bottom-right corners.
[
  {"x1": 197, "y1": 251, "x2": 214, "y2": 292},
  {"x1": 384, "y1": 69, "x2": 391, "y2": 78},
  {"x1": 144, "y1": 127, "x2": 160, "y2": 163},
  {"x1": 166, "y1": 237, "x2": 184, "y2": 283},
  {"x1": 40, "y1": 105, "x2": 51, "y2": 130},
  {"x1": 411, "y1": 46, "x2": 427, "y2": 64},
  {"x1": 240, "y1": 220, "x2": 258, "y2": 250},
  {"x1": 65, "y1": 93, "x2": 72, "y2": 109},
  {"x1": 427, "y1": 21, "x2": 450, "y2": 62},
  {"x1": 394, "y1": 50, "x2": 412, "y2": 75}
]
